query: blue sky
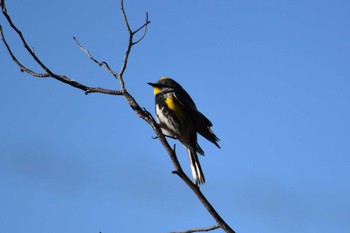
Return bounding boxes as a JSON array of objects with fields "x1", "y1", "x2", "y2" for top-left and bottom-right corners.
[{"x1": 1, "y1": 0, "x2": 349, "y2": 233}]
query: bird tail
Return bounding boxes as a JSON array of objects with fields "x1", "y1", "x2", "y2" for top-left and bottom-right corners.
[{"x1": 187, "y1": 146, "x2": 205, "y2": 185}]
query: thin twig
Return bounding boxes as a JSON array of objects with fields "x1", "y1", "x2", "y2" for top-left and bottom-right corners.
[
  {"x1": 170, "y1": 225, "x2": 220, "y2": 233},
  {"x1": 0, "y1": 25, "x2": 50, "y2": 77},
  {"x1": 133, "y1": 12, "x2": 150, "y2": 45},
  {"x1": 118, "y1": 0, "x2": 133, "y2": 91},
  {"x1": 120, "y1": 0, "x2": 132, "y2": 34},
  {"x1": 73, "y1": 37, "x2": 120, "y2": 79}
]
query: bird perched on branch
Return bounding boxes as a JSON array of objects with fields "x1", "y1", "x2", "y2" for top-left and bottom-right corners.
[{"x1": 148, "y1": 77, "x2": 220, "y2": 185}]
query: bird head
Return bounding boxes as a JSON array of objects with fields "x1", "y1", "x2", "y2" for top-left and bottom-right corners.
[{"x1": 148, "y1": 77, "x2": 181, "y2": 95}]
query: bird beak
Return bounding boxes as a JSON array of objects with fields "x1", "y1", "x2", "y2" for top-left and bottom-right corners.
[{"x1": 147, "y1": 82, "x2": 156, "y2": 87}]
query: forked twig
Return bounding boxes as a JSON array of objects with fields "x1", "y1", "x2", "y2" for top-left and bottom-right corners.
[{"x1": 133, "y1": 12, "x2": 150, "y2": 45}]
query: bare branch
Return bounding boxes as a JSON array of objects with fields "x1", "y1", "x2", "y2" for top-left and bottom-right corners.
[
  {"x1": 0, "y1": 0, "x2": 123, "y2": 96},
  {"x1": 170, "y1": 225, "x2": 220, "y2": 233},
  {"x1": 85, "y1": 87, "x2": 124, "y2": 95},
  {"x1": 1, "y1": 0, "x2": 54, "y2": 76},
  {"x1": 118, "y1": 0, "x2": 133, "y2": 91},
  {"x1": 120, "y1": 0, "x2": 132, "y2": 34},
  {"x1": 118, "y1": 1, "x2": 150, "y2": 88},
  {"x1": 133, "y1": 12, "x2": 150, "y2": 45},
  {"x1": 0, "y1": 25, "x2": 50, "y2": 77},
  {"x1": 73, "y1": 37, "x2": 120, "y2": 79}
]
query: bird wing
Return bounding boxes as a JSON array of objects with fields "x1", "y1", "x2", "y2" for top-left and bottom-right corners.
[{"x1": 173, "y1": 90, "x2": 220, "y2": 148}]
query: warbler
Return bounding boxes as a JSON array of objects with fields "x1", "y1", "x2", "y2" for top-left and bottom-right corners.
[{"x1": 148, "y1": 77, "x2": 220, "y2": 185}]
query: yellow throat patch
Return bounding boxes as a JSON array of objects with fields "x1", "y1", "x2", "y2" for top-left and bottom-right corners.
[
  {"x1": 153, "y1": 87, "x2": 161, "y2": 95},
  {"x1": 153, "y1": 77, "x2": 169, "y2": 95}
]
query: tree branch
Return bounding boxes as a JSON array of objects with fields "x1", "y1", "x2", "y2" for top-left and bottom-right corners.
[
  {"x1": 0, "y1": 25, "x2": 50, "y2": 77},
  {"x1": 133, "y1": 12, "x2": 150, "y2": 45},
  {"x1": 0, "y1": 0, "x2": 235, "y2": 232},
  {"x1": 0, "y1": 0, "x2": 123, "y2": 96},
  {"x1": 73, "y1": 36, "x2": 120, "y2": 79},
  {"x1": 170, "y1": 225, "x2": 220, "y2": 233}
]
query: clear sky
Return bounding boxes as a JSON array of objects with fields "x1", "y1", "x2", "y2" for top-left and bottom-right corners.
[{"x1": 1, "y1": 1, "x2": 349, "y2": 233}]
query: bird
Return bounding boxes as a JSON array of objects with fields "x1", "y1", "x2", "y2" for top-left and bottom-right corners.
[{"x1": 148, "y1": 77, "x2": 220, "y2": 185}]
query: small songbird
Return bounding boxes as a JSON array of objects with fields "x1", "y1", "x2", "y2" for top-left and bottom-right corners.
[{"x1": 148, "y1": 77, "x2": 220, "y2": 185}]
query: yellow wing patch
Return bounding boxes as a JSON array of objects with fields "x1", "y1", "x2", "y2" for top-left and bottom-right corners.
[{"x1": 165, "y1": 96, "x2": 183, "y2": 117}]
